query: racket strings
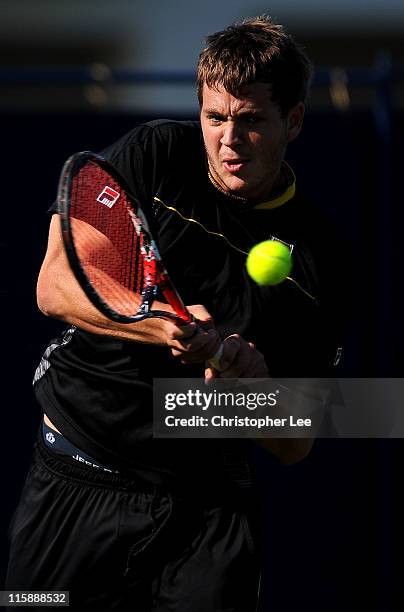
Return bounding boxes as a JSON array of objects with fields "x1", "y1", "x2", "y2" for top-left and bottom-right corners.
[{"x1": 70, "y1": 160, "x2": 147, "y2": 316}]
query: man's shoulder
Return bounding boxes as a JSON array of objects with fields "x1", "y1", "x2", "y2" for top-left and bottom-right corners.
[
  {"x1": 286, "y1": 191, "x2": 339, "y2": 245},
  {"x1": 145, "y1": 118, "x2": 201, "y2": 135},
  {"x1": 101, "y1": 119, "x2": 202, "y2": 165},
  {"x1": 146, "y1": 119, "x2": 203, "y2": 153},
  {"x1": 116, "y1": 118, "x2": 201, "y2": 148}
]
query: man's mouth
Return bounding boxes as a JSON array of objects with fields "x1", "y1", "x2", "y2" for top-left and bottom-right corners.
[{"x1": 222, "y1": 159, "x2": 249, "y2": 173}]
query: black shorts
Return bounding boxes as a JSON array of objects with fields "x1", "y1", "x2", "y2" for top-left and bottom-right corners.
[{"x1": 6, "y1": 433, "x2": 261, "y2": 611}]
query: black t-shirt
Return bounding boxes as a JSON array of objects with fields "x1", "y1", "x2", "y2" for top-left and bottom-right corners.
[{"x1": 34, "y1": 120, "x2": 343, "y2": 484}]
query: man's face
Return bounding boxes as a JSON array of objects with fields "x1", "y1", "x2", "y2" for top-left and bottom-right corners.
[{"x1": 200, "y1": 82, "x2": 303, "y2": 200}]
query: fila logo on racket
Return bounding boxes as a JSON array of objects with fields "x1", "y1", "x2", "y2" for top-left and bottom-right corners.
[{"x1": 96, "y1": 185, "x2": 120, "y2": 208}]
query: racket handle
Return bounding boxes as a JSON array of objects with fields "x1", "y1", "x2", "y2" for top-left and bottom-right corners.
[{"x1": 208, "y1": 343, "x2": 224, "y2": 371}]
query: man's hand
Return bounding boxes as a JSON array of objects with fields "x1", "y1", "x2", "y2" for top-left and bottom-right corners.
[
  {"x1": 168, "y1": 305, "x2": 222, "y2": 365},
  {"x1": 205, "y1": 334, "x2": 268, "y2": 380}
]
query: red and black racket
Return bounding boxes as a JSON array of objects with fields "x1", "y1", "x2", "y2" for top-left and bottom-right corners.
[{"x1": 57, "y1": 151, "x2": 222, "y2": 366}]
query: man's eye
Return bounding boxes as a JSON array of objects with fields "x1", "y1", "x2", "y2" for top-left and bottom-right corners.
[
  {"x1": 208, "y1": 115, "x2": 223, "y2": 123},
  {"x1": 243, "y1": 115, "x2": 261, "y2": 125}
]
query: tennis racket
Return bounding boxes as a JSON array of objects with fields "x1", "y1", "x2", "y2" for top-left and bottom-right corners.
[{"x1": 57, "y1": 151, "x2": 223, "y2": 369}]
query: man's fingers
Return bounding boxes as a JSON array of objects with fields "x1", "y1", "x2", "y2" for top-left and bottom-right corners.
[
  {"x1": 179, "y1": 333, "x2": 221, "y2": 364},
  {"x1": 218, "y1": 335, "x2": 240, "y2": 369},
  {"x1": 214, "y1": 334, "x2": 268, "y2": 378},
  {"x1": 168, "y1": 321, "x2": 198, "y2": 342},
  {"x1": 187, "y1": 304, "x2": 215, "y2": 330},
  {"x1": 170, "y1": 329, "x2": 222, "y2": 364},
  {"x1": 204, "y1": 365, "x2": 219, "y2": 382}
]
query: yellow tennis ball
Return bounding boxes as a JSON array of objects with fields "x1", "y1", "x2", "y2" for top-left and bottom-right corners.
[{"x1": 246, "y1": 240, "x2": 292, "y2": 286}]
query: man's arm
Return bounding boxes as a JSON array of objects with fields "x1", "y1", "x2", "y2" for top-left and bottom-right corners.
[
  {"x1": 37, "y1": 214, "x2": 221, "y2": 359},
  {"x1": 204, "y1": 336, "x2": 314, "y2": 464},
  {"x1": 39, "y1": 216, "x2": 312, "y2": 463}
]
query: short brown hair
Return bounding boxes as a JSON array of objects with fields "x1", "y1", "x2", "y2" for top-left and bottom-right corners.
[{"x1": 197, "y1": 16, "x2": 313, "y2": 116}]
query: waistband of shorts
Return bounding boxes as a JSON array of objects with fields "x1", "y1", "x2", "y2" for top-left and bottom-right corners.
[
  {"x1": 35, "y1": 431, "x2": 250, "y2": 509},
  {"x1": 41, "y1": 420, "x2": 119, "y2": 473},
  {"x1": 35, "y1": 428, "x2": 159, "y2": 493}
]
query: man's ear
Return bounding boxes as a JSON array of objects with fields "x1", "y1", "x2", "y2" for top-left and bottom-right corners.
[{"x1": 286, "y1": 102, "x2": 305, "y2": 142}]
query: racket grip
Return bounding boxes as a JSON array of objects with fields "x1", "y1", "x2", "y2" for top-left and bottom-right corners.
[{"x1": 208, "y1": 343, "x2": 224, "y2": 371}]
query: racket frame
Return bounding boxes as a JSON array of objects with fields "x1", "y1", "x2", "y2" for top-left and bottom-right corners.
[{"x1": 57, "y1": 151, "x2": 192, "y2": 325}]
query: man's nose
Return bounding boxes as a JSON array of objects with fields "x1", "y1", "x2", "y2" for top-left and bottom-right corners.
[{"x1": 220, "y1": 121, "x2": 243, "y2": 147}]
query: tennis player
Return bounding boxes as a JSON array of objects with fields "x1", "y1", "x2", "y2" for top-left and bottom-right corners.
[{"x1": 6, "y1": 16, "x2": 342, "y2": 611}]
